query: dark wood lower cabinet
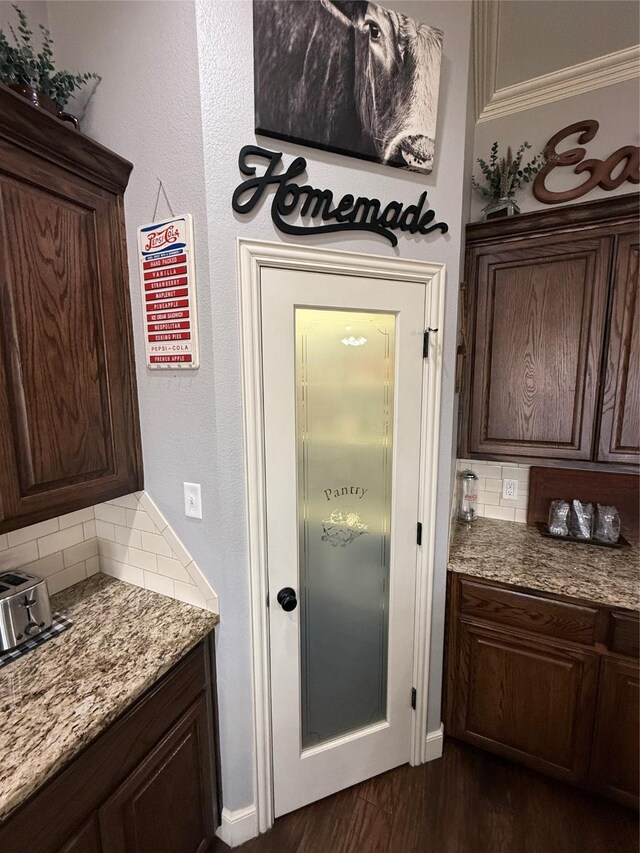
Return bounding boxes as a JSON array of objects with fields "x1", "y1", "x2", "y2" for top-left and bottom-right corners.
[
  {"x1": 0, "y1": 635, "x2": 220, "y2": 852},
  {"x1": 445, "y1": 572, "x2": 639, "y2": 808},
  {"x1": 99, "y1": 696, "x2": 214, "y2": 853},
  {"x1": 59, "y1": 816, "x2": 102, "y2": 853},
  {"x1": 456, "y1": 620, "x2": 598, "y2": 782},
  {"x1": 590, "y1": 657, "x2": 640, "y2": 807}
]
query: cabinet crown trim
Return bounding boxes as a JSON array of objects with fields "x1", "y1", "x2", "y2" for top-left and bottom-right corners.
[
  {"x1": 466, "y1": 193, "x2": 640, "y2": 245},
  {"x1": 0, "y1": 85, "x2": 133, "y2": 192}
]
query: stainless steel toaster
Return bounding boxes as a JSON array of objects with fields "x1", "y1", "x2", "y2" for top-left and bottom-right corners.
[{"x1": 0, "y1": 571, "x2": 52, "y2": 652}]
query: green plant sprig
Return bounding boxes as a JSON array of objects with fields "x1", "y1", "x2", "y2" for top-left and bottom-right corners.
[
  {"x1": 472, "y1": 141, "x2": 546, "y2": 202},
  {"x1": 0, "y1": 4, "x2": 100, "y2": 108}
]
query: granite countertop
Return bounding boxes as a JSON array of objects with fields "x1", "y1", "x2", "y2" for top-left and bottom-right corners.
[
  {"x1": 449, "y1": 517, "x2": 639, "y2": 612},
  {"x1": 0, "y1": 573, "x2": 219, "y2": 823}
]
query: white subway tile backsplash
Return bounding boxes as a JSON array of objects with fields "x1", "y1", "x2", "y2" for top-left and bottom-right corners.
[
  {"x1": 128, "y1": 547, "x2": 158, "y2": 572},
  {"x1": 99, "y1": 540, "x2": 130, "y2": 564},
  {"x1": 114, "y1": 525, "x2": 142, "y2": 549},
  {"x1": 162, "y1": 525, "x2": 192, "y2": 567},
  {"x1": 500, "y1": 495, "x2": 528, "y2": 510},
  {"x1": 2, "y1": 491, "x2": 217, "y2": 610},
  {"x1": 486, "y1": 505, "x2": 516, "y2": 522},
  {"x1": 100, "y1": 557, "x2": 144, "y2": 588},
  {"x1": 7, "y1": 518, "x2": 59, "y2": 548},
  {"x1": 106, "y1": 494, "x2": 140, "y2": 510},
  {"x1": 95, "y1": 503, "x2": 128, "y2": 526},
  {"x1": 144, "y1": 572, "x2": 174, "y2": 598},
  {"x1": 141, "y1": 531, "x2": 174, "y2": 557},
  {"x1": 455, "y1": 459, "x2": 532, "y2": 524},
  {"x1": 477, "y1": 490, "x2": 501, "y2": 507},
  {"x1": 38, "y1": 524, "x2": 84, "y2": 559},
  {"x1": 125, "y1": 508, "x2": 158, "y2": 533},
  {"x1": 138, "y1": 492, "x2": 168, "y2": 533},
  {"x1": 173, "y1": 580, "x2": 207, "y2": 609},
  {"x1": 95, "y1": 520, "x2": 116, "y2": 541},
  {"x1": 21, "y1": 552, "x2": 64, "y2": 578},
  {"x1": 85, "y1": 555, "x2": 100, "y2": 576},
  {"x1": 63, "y1": 538, "x2": 98, "y2": 568},
  {"x1": 471, "y1": 464, "x2": 502, "y2": 480},
  {"x1": 501, "y1": 466, "x2": 526, "y2": 481},
  {"x1": 58, "y1": 507, "x2": 94, "y2": 530},
  {"x1": 157, "y1": 556, "x2": 191, "y2": 583},
  {"x1": 47, "y1": 561, "x2": 87, "y2": 595}
]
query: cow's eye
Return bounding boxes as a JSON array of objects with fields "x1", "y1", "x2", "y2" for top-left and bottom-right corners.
[{"x1": 365, "y1": 20, "x2": 381, "y2": 40}]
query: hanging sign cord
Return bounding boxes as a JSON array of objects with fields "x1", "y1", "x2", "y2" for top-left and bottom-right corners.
[{"x1": 152, "y1": 178, "x2": 176, "y2": 221}]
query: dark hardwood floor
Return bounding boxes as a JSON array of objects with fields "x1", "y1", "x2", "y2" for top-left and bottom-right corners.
[{"x1": 213, "y1": 739, "x2": 639, "y2": 853}]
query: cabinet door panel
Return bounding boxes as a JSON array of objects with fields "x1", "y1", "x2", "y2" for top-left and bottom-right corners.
[
  {"x1": 590, "y1": 657, "x2": 639, "y2": 807},
  {"x1": 598, "y1": 232, "x2": 640, "y2": 464},
  {"x1": 98, "y1": 697, "x2": 215, "y2": 853},
  {"x1": 59, "y1": 815, "x2": 102, "y2": 853},
  {"x1": 0, "y1": 147, "x2": 141, "y2": 531},
  {"x1": 469, "y1": 237, "x2": 611, "y2": 459},
  {"x1": 455, "y1": 620, "x2": 599, "y2": 782}
]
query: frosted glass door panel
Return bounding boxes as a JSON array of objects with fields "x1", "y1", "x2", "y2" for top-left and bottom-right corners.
[{"x1": 296, "y1": 308, "x2": 395, "y2": 748}]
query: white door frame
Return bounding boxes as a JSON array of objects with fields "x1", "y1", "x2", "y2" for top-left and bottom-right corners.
[{"x1": 237, "y1": 238, "x2": 445, "y2": 834}]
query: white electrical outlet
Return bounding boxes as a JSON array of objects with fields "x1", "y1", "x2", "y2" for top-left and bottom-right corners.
[
  {"x1": 184, "y1": 482, "x2": 202, "y2": 519},
  {"x1": 502, "y1": 479, "x2": 518, "y2": 501}
]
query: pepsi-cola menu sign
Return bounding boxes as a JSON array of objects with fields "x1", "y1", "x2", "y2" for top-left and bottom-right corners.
[{"x1": 137, "y1": 215, "x2": 199, "y2": 369}]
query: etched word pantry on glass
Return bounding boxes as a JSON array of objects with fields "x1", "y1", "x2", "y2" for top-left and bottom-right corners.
[{"x1": 295, "y1": 308, "x2": 396, "y2": 748}]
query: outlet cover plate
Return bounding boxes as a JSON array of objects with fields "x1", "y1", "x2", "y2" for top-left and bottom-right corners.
[{"x1": 502, "y1": 479, "x2": 518, "y2": 501}]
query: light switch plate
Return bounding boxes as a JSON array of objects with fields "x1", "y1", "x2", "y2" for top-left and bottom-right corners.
[{"x1": 184, "y1": 482, "x2": 202, "y2": 519}]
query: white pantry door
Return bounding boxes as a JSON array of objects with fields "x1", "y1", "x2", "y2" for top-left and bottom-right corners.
[{"x1": 261, "y1": 265, "x2": 427, "y2": 817}]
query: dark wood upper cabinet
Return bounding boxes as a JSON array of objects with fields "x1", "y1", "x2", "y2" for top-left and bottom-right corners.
[
  {"x1": 460, "y1": 194, "x2": 640, "y2": 470},
  {"x1": 598, "y1": 232, "x2": 640, "y2": 464},
  {"x1": 0, "y1": 86, "x2": 142, "y2": 533},
  {"x1": 470, "y1": 235, "x2": 610, "y2": 460}
]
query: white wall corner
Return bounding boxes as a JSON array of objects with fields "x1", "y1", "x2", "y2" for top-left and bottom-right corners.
[
  {"x1": 425, "y1": 723, "x2": 444, "y2": 762},
  {"x1": 216, "y1": 805, "x2": 259, "y2": 847}
]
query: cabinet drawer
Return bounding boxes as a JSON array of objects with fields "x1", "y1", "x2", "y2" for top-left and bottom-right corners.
[
  {"x1": 608, "y1": 612, "x2": 639, "y2": 658},
  {"x1": 458, "y1": 577, "x2": 598, "y2": 645}
]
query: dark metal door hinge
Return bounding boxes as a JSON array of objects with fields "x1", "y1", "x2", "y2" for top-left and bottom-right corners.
[
  {"x1": 423, "y1": 327, "x2": 439, "y2": 358},
  {"x1": 411, "y1": 687, "x2": 417, "y2": 710},
  {"x1": 416, "y1": 522, "x2": 422, "y2": 546}
]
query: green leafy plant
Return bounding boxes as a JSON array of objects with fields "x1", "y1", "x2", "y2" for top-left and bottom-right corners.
[
  {"x1": 472, "y1": 141, "x2": 546, "y2": 202},
  {"x1": 0, "y1": 4, "x2": 100, "y2": 107}
]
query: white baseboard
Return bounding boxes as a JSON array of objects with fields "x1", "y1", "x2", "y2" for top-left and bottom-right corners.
[
  {"x1": 425, "y1": 723, "x2": 444, "y2": 761},
  {"x1": 216, "y1": 805, "x2": 259, "y2": 848}
]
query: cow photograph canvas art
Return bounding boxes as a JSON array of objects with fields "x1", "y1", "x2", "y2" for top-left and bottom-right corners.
[{"x1": 253, "y1": 0, "x2": 444, "y2": 174}]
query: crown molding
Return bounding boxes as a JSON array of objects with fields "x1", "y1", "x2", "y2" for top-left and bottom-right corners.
[{"x1": 477, "y1": 44, "x2": 640, "y2": 124}]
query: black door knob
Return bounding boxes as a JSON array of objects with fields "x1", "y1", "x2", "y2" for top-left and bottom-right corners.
[{"x1": 277, "y1": 587, "x2": 297, "y2": 612}]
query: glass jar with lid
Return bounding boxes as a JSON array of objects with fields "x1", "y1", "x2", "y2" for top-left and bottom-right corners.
[{"x1": 457, "y1": 469, "x2": 479, "y2": 523}]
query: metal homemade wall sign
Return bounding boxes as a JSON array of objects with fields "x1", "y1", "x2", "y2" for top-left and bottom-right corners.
[
  {"x1": 533, "y1": 120, "x2": 640, "y2": 205},
  {"x1": 137, "y1": 214, "x2": 199, "y2": 369},
  {"x1": 232, "y1": 145, "x2": 448, "y2": 247}
]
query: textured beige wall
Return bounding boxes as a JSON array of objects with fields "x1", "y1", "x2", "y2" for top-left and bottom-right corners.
[{"x1": 496, "y1": 0, "x2": 639, "y2": 89}]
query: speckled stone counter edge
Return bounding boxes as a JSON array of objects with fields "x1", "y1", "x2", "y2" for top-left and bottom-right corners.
[
  {"x1": 448, "y1": 517, "x2": 639, "y2": 612},
  {"x1": 0, "y1": 573, "x2": 219, "y2": 823}
]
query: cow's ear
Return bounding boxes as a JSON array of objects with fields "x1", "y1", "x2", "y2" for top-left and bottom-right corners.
[{"x1": 319, "y1": 0, "x2": 367, "y2": 28}]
